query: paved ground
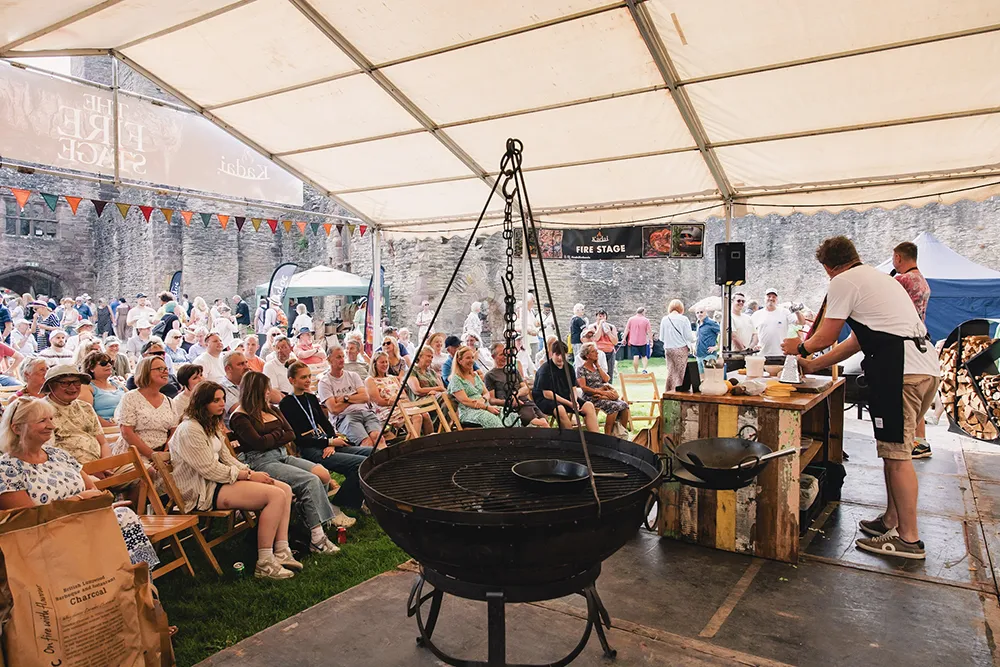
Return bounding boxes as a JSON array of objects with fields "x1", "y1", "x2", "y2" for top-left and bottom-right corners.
[{"x1": 199, "y1": 416, "x2": 1000, "y2": 666}]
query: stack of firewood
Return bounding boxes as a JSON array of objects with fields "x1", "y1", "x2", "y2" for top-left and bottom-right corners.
[{"x1": 939, "y1": 336, "x2": 1000, "y2": 441}]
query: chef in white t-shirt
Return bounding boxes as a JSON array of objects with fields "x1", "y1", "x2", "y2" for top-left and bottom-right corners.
[
  {"x1": 750, "y1": 288, "x2": 802, "y2": 356},
  {"x1": 730, "y1": 292, "x2": 757, "y2": 351},
  {"x1": 782, "y1": 236, "x2": 940, "y2": 561}
]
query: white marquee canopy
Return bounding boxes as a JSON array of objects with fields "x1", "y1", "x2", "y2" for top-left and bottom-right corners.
[{"x1": 3, "y1": 0, "x2": 1000, "y2": 234}]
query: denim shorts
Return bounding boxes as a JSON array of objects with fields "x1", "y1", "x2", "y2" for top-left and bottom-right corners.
[{"x1": 336, "y1": 410, "x2": 384, "y2": 446}]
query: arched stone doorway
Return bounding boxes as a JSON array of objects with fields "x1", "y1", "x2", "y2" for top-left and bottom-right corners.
[{"x1": 0, "y1": 266, "x2": 69, "y2": 298}]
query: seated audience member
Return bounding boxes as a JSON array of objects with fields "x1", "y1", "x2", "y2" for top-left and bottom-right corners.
[
  {"x1": 11, "y1": 319, "x2": 37, "y2": 357},
  {"x1": 366, "y1": 350, "x2": 423, "y2": 434},
  {"x1": 170, "y1": 381, "x2": 298, "y2": 579},
  {"x1": 263, "y1": 335, "x2": 296, "y2": 403},
  {"x1": 0, "y1": 396, "x2": 159, "y2": 569},
  {"x1": 0, "y1": 340, "x2": 24, "y2": 387},
  {"x1": 442, "y1": 335, "x2": 481, "y2": 386},
  {"x1": 383, "y1": 327, "x2": 411, "y2": 364},
  {"x1": 40, "y1": 330, "x2": 74, "y2": 368},
  {"x1": 293, "y1": 330, "x2": 325, "y2": 365},
  {"x1": 514, "y1": 334, "x2": 536, "y2": 381},
  {"x1": 193, "y1": 332, "x2": 227, "y2": 383},
  {"x1": 220, "y1": 351, "x2": 249, "y2": 426},
  {"x1": 125, "y1": 338, "x2": 181, "y2": 398},
  {"x1": 172, "y1": 363, "x2": 203, "y2": 419},
  {"x1": 318, "y1": 346, "x2": 386, "y2": 449},
  {"x1": 535, "y1": 334, "x2": 559, "y2": 369},
  {"x1": 14, "y1": 358, "x2": 48, "y2": 399},
  {"x1": 343, "y1": 337, "x2": 369, "y2": 378},
  {"x1": 164, "y1": 329, "x2": 189, "y2": 365},
  {"x1": 229, "y1": 372, "x2": 342, "y2": 554},
  {"x1": 574, "y1": 327, "x2": 608, "y2": 374},
  {"x1": 72, "y1": 337, "x2": 102, "y2": 370},
  {"x1": 186, "y1": 327, "x2": 209, "y2": 360},
  {"x1": 428, "y1": 332, "x2": 449, "y2": 374},
  {"x1": 380, "y1": 336, "x2": 409, "y2": 377},
  {"x1": 576, "y1": 342, "x2": 630, "y2": 436},
  {"x1": 40, "y1": 365, "x2": 112, "y2": 465},
  {"x1": 407, "y1": 346, "x2": 445, "y2": 401},
  {"x1": 448, "y1": 345, "x2": 503, "y2": 428},
  {"x1": 126, "y1": 320, "x2": 154, "y2": 364},
  {"x1": 79, "y1": 352, "x2": 126, "y2": 427},
  {"x1": 243, "y1": 335, "x2": 264, "y2": 373},
  {"x1": 260, "y1": 326, "x2": 284, "y2": 360},
  {"x1": 397, "y1": 328, "x2": 416, "y2": 359},
  {"x1": 114, "y1": 357, "x2": 179, "y2": 470},
  {"x1": 484, "y1": 342, "x2": 547, "y2": 427},
  {"x1": 66, "y1": 319, "x2": 96, "y2": 353},
  {"x1": 104, "y1": 336, "x2": 130, "y2": 378},
  {"x1": 463, "y1": 331, "x2": 494, "y2": 371},
  {"x1": 280, "y1": 361, "x2": 368, "y2": 516},
  {"x1": 533, "y1": 341, "x2": 599, "y2": 432}
]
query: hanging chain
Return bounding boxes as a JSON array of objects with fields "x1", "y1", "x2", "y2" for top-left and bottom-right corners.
[{"x1": 500, "y1": 144, "x2": 521, "y2": 427}]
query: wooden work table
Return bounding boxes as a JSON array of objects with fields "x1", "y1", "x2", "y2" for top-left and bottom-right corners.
[{"x1": 656, "y1": 377, "x2": 845, "y2": 563}]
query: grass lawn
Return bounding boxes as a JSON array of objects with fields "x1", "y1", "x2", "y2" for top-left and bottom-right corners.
[{"x1": 158, "y1": 511, "x2": 408, "y2": 666}]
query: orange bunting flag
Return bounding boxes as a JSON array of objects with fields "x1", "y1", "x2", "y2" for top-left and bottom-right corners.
[
  {"x1": 160, "y1": 208, "x2": 173, "y2": 224},
  {"x1": 295, "y1": 221, "x2": 307, "y2": 234},
  {"x1": 10, "y1": 188, "x2": 31, "y2": 211},
  {"x1": 138, "y1": 205, "x2": 154, "y2": 223},
  {"x1": 115, "y1": 203, "x2": 132, "y2": 220},
  {"x1": 266, "y1": 219, "x2": 278, "y2": 233},
  {"x1": 282, "y1": 220, "x2": 293, "y2": 233},
  {"x1": 218, "y1": 215, "x2": 230, "y2": 230},
  {"x1": 323, "y1": 223, "x2": 332, "y2": 236},
  {"x1": 180, "y1": 211, "x2": 194, "y2": 226},
  {"x1": 65, "y1": 196, "x2": 82, "y2": 215},
  {"x1": 251, "y1": 218, "x2": 263, "y2": 232}
]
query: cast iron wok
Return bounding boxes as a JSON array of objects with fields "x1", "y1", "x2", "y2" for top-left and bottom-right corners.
[
  {"x1": 512, "y1": 459, "x2": 628, "y2": 494},
  {"x1": 666, "y1": 426, "x2": 786, "y2": 487}
]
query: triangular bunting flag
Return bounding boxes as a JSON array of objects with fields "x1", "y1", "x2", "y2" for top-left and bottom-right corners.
[
  {"x1": 160, "y1": 208, "x2": 173, "y2": 224},
  {"x1": 200, "y1": 212, "x2": 212, "y2": 228},
  {"x1": 40, "y1": 193, "x2": 59, "y2": 212},
  {"x1": 359, "y1": 224, "x2": 367, "y2": 236},
  {"x1": 323, "y1": 223, "x2": 332, "y2": 236},
  {"x1": 282, "y1": 220, "x2": 293, "y2": 233},
  {"x1": 310, "y1": 222, "x2": 320, "y2": 235},
  {"x1": 180, "y1": 211, "x2": 193, "y2": 226},
  {"x1": 295, "y1": 221, "x2": 307, "y2": 234},
  {"x1": 218, "y1": 215, "x2": 230, "y2": 230},
  {"x1": 92, "y1": 200, "x2": 108, "y2": 216},
  {"x1": 10, "y1": 189, "x2": 31, "y2": 211},
  {"x1": 251, "y1": 218, "x2": 263, "y2": 232},
  {"x1": 138, "y1": 205, "x2": 154, "y2": 223},
  {"x1": 235, "y1": 216, "x2": 245, "y2": 231},
  {"x1": 116, "y1": 202, "x2": 131, "y2": 220},
  {"x1": 336, "y1": 223, "x2": 344, "y2": 234},
  {"x1": 266, "y1": 219, "x2": 278, "y2": 233},
  {"x1": 348, "y1": 224, "x2": 356, "y2": 235},
  {"x1": 65, "y1": 196, "x2": 82, "y2": 215}
]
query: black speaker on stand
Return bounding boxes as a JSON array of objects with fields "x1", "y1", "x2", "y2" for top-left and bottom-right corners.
[{"x1": 715, "y1": 242, "x2": 746, "y2": 357}]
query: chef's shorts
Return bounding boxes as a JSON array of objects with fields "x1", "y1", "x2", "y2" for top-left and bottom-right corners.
[{"x1": 876, "y1": 374, "x2": 939, "y2": 460}]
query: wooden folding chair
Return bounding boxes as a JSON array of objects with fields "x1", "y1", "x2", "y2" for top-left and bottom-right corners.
[
  {"x1": 150, "y1": 450, "x2": 256, "y2": 576},
  {"x1": 0, "y1": 387, "x2": 20, "y2": 410},
  {"x1": 437, "y1": 393, "x2": 464, "y2": 431},
  {"x1": 618, "y1": 372, "x2": 661, "y2": 430},
  {"x1": 83, "y1": 446, "x2": 207, "y2": 579},
  {"x1": 399, "y1": 396, "x2": 450, "y2": 439}
]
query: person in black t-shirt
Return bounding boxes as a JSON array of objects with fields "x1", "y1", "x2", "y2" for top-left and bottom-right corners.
[{"x1": 531, "y1": 341, "x2": 599, "y2": 431}]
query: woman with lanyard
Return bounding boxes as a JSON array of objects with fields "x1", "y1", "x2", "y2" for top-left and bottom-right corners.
[
  {"x1": 782, "y1": 237, "x2": 940, "y2": 561},
  {"x1": 279, "y1": 361, "x2": 370, "y2": 516}
]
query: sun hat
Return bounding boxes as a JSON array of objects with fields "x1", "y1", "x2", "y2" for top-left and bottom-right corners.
[
  {"x1": 77, "y1": 319, "x2": 95, "y2": 328},
  {"x1": 42, "y1": 365, "x2": 91, "y2": 392}
]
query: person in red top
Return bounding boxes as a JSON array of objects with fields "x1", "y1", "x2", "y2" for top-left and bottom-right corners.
[
  {"x1": 892, "y1": 241, "x2": 933, "y2": 459},
  {"x1": 624, "y1": 307, "x2": 653, "y2": 374},
  {"x1": 0, "y1": 342, "x2": 24, "y2": 387}
]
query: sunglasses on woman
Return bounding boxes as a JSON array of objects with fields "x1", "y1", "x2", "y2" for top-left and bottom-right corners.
[{"x1": 97, "y1": 360, "x2": 112, "y2": 367}]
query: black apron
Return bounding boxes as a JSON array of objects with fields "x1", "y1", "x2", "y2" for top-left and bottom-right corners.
[{"x1": 846, "y1": 317, "x2": 907, "y2": 443}]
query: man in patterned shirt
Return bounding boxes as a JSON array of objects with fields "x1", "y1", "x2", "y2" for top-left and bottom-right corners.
[{"x1": 892, "y1": 241, "x2": 933, "y2": 459}]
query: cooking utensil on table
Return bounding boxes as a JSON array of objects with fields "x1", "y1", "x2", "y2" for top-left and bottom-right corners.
[
  {"x1": 663, "y1": 426, "x2": 797, "y2": 487},
  {"x1": 512, "y1": 458, "x2": 628, "y2": 494}
]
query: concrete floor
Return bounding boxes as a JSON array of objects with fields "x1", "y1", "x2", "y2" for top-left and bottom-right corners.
[{"x1": 199, "y1": 416, "x2": 1000, "y2": 667}]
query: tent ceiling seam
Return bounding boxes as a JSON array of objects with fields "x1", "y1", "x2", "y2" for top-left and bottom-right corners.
[
  {"x1": 204, "y1": 68, "x2": 364, "y2": 111},
  {"x1": 0, "y1": 0, "x2": 125, "y2": 55},
  {"x1": 625, "y1": 0, "x2": 733, "y2": 201},
  {"x1": 115, "y1": 0, "x2": 261, "y2": 52}
]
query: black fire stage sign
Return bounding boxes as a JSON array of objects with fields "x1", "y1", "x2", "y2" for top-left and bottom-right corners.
[{"x1": 528, "y1": 223, "x2": 704, "y2": 260}]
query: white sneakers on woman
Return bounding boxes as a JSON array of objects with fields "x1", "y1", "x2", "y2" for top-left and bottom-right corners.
[
  {"x1": 274, "y1": 548, "x2": 304, "y2": 571},
  {"x1": 310, "y1": 536, "x2": 341, "y2": 554},
  {"x1": 255, "y1": 556, "x2": 295, "y2": 580}
]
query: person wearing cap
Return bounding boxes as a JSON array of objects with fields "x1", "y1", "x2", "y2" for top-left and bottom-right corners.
[
  {"x1": 10, "y1": 319, "x2": 36, "y2": 357},
  {"x1": 30, "y1": 301, "x2": 60, "y2": 351},
  {"x1": 40, "y1": 365, "x2": 112, "y2": 466},
  {"x1": 39, "y1": 330, "x2": 74, "y2": 368},
  {"x1": 125, "y1": 320, "x2": 154, "y2": 364},
  {"x1": 103, "y1": 336, "x2": 131, "y2": 379},
  {"x1": 126, "y1": 294, "x2": 158, "y2": 329},
  {"x1": 66, "y1": 319, "x2": 95, "y2": 353},
  {"x1": 415, "y1": 300, "x2": 434, "y2": 344},
  {"x1": 751, "y1": 288, "x2": 805, "y2": 357}
]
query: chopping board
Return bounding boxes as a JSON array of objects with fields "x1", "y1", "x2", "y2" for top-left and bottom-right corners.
[{"x1": 782, "y1": 376, "x2": 833, "y2": 393}]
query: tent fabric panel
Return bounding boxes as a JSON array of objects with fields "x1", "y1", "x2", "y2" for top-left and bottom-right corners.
[
  {"x1": 120, "y1": 0, "x2": 358, "y2": 107},
  {"x1": 444, "y1": 91, "x2": 696, "y2": 170},
  {"x1": 284, "y1": 132, "x2": 475, "y2": 193},
  {"x1": 534, "y1": 201, "x2": 725, "y2": 226},
  {"x1": 212, "y1": 74, "x2": 422, "y2": 154},
  {"x1": 381, "y1": 9, "x2": 662, "y2": 125},
  {"x1": 926, "y1": 288, "x2": 1000, "y2": 341},
  {"x1": 311, "y1": 0, "x2": 612, "y2": 64},
  {"x1": 338, "y1": 178, "x2": 499, "y2": 222},
  {"x1": 647, "y1": 0, "x2": 1000, "y2": 81},
  {"x1": 17, "y1": 0, "x2": 237, "y2": 51},
  {"x1": 687, "y1": 33, "x2": 1000, "y2": 143},
  {"x1": 716, "y1": 115, "x2": 1000, "y2": 189},
  {"x1": 875, "y1": 232, "x2": 1000, "y2": 280},
  {"x1": 0, "y1": 0, "x2": 103, "y2": 48}
]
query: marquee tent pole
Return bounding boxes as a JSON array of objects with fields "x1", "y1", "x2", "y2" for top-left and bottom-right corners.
[{"x1": 372, "y1": 228, "x2": 383, "y2": 351}]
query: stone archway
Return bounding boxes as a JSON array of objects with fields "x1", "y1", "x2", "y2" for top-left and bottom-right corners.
[{"x1": 0, "y1": 266, "x2": 69, "y2": 298}]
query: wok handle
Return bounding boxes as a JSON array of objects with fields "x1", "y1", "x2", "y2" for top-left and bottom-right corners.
[
  {"x1": 735, "y1": 455, "x2": 761, "y2": 472},
  {"x1": 758, "y1": 447, "x2": 798, "y2": 463},
  {"x1": 738, "y1": 424, "x2": 759, "y2": 442}
]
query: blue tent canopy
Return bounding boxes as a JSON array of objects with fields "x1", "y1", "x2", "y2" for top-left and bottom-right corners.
[{"x1": 877, "y1": 232, "x2": 1000, "y2": 341}]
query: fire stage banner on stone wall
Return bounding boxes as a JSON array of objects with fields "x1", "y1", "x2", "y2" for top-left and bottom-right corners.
[
  {"x1": 527, "y1": 223, "x2": 704, "y2": 260},
  {"x1": 0, "y1": 64, "x2": 303, "y2": 205},
  {"x1": 168, "y1": 271, "x2": 182, "y2": 297}
]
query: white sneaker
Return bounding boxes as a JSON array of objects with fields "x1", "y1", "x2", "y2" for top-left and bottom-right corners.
[
  {"x1": 310, "y1": 537, "x2": 341, "y2": 554},
  {"x1": 255, "y1": 556, "x2": 295, "y2": 580},
  {"x1": 332, "y1": 513, "x2": 356, "y2": 529},
  {"x1": 274, "y1": 548, "x2": 304, "y2": 571}
]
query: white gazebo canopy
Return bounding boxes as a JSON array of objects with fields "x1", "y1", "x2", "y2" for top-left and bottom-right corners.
[
  {"x1": 254, "y1": 265, "x2": 370, "y2": 302},
  {"x1": 3, "y1": 1, "x2": 1000, "y2": 236}
]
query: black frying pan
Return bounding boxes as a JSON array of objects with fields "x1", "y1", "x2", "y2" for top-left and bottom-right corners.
[
  {"x1": 666, "y1": 426, "x2": 790, "y2": 487},
  {"x1": 512, "y1": 459, "x2": 628, "y2": 494}
]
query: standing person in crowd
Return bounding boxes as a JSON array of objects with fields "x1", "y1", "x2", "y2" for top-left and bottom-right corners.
[
  {"x1": 230, "y1": 372, "x2": 342, "y2": 555},
  {"x1": 12, "y1": 319, "x2": 36, "y2": 357},
  {"x1": 0, "y1": 396, "x2": 159, "y2": 570},
  {"x1": 243, "y1": 335, "x2": 264, "y2": 373},
  {"x1": 31, "y1": 301, "x2": 60, "y2": 351},
  {"x1": 892, "y1": 241, "x2": 934, "y2": 459},
  {"x1": 352, "y1": 297, "x2": 367, "y2": 332},
  {"x1": 74, "y1": 295, "x2": 92, "y2": 321},
  {"x1": 270, "y1": 298, "x2": 288, "y2": 334},
  {"x1": 624, "y1": 307, "x2": 653, "y2": 374},
  {"x1": 280, "y1": 361, "x2": 367, "y2": 517},
  {"x1": 593, "y1": 309, "x2": 618, "y2": 382},
  {"x1": 514, "y1": 334, "x2": 536, "y2": 381},
  {"x1": 415, "y1": 300, "x2": 434, "y2": 344},
  {"x1": 318, "y1": 346, "x2": 386, "y2": 450},
  {"x1": 730, "y1": 293, "x2": 758, "y2": 352},
  {"x1": 484, "y1": 342, "x2": 547, "y2": 427},
  {"x1": 785, "y1": 236, "x2": 939, "y2": 560},
  {"x1": 114, "y1": 356, "x2": 179, "y2": 468},
  {"x1": 344, "y1": 337, "x2": 370, "y2": 378},
  {"x1": 448, "y1": 345, "x2": 504, "y2": 428},
  {"x1": 695, "y1": 307, "x2": 721, "y2": 372},
  {"x1": 164, "y1": 330, "x2": 189, "y2": 365},
  {"x1": 293, "y1": 330, "x2": 325, "y2": 365},
  {"x1": 114, "y1": 297, "x2": 131, "y2": 341},
  {"x1": 233, "y1": 295, "x2": 251, "y2": 337},
  {"x1": 79, "y1": 352, "x2": 125, "y2": 427},
  {"x1": 752, "y1": 289, "x2": 805, "y2": 357},
  {"x1": 156, "y1": 291, "x2": 185, "y2": 327},
  {"x1": 40, "y1": 330, "x2": 74, "y2": 368},
  {"x1": 126, "y1": 294, "x2": 158, "y2": 330},
  {"x1": 428, "y1": 333, "x2": 449, "y2": 374},
  {"x1": 659, "y1": 300, "x2": 694, "y2": 391},
  {"x1": 104, "y1": 337, "x2": 130, "y2": 379},
  {"x1": 210, "y1": 299, "x2": 223, "y2": 324},
  {"x1": 464, "y1": 301, "x2": 484, "y2": 340},
  {"x1": 366, "y1": 350, "x2": 421, "y2": 434},
  {"x1": 170, "y1": 382, "x2": 299, "y2": 580},
  {"x1": 292, "y1": 303, "x2": 312, "y2": 334},
  {"x1": 194, "y1": 332, "x2": 227, "y2": 383},
  {"x1": 254, "y1": 297, "x2": 275, "y2": 334},
  {"x1": 577, "y1": 342, "x2": 631, "y2": 436},
  {"x1": 575, "y1": 327, "x2": 607, "y2": 374},
  {"x1": 745, "y1": 299, "x2": 760, "y2": 316},
  {"x1": 96, "y1": 298, "x2": 114, "y2": 337},
  {"x1": 263, "y1": 335, "x2": 295, "y2": 402},
  {"x1": 407, "y1": 346, "x2": 446, "y2": 402},
  {"x1": 189, "y1": 297, "x2": 212, "y2": 330},
  {"x1": 539, "y1": 303, "x2": 556, "y2": 351},
  {"x1": 212, "y1": 305, "x2": 238, "y2": 350},
  {"x1": 41, "y1": 365, "x2": 112, "y2": 466},
  {"x1": 0, "y1": 298, "x2": 11, "y2": 345},
  {"x1": 125, "y1": 320, "x2": 153, "y2": 364},
  {"x1": 14, "y1": 358, "x2": 47, "y2": 399},
  {"x1": 533, "y1": 341, "x2": 599, "y2": 432},
  {"x1": 397, "y1": 328, "x2": 416, "y2": 359},
  {"x1": 517, "y1": 297, "x2": 540, "y2": 357},
  {"x1": 569, "y1": 304, "x2": 587, "y2": 352},
  {"x1": 59, "y1": 298, "x2": 81, "y2": 336}
]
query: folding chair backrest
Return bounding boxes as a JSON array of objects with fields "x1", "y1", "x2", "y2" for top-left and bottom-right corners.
[
  {"x1": 437, "y1": 393, "x2": 463, "y2": 431},
  {"x1": 82, "y1": 446, "x2": 167, "y2": 515},
  {"x1": 399, "y1": 396, "x2": 449, "y2": 439},
  {"x1": 149, "y1": 451, "x2": 187, "y2": 516},
  {"x1": 618, "y1": 372, "x2": 660, "y2": 401}
]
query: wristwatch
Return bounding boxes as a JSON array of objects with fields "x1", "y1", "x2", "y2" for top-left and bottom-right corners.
[{"x1": 797, "y1": 341, "x2": 809, "y2": 357}]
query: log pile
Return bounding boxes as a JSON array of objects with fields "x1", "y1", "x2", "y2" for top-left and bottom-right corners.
[{"x1": 939, "y1": 336, "x2": 1000, "y2": 441}]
